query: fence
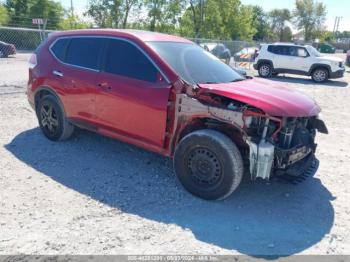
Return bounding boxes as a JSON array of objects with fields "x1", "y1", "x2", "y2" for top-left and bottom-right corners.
[{"x1": 0, "y1": 26, "x2": 54, "y2": 50}]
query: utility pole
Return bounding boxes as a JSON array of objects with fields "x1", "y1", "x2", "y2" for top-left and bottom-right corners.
[
  {"x1": 70, "y1": 0, "x2": 74, "y2": 29},
  {"x1": 336, "y1": 17, "x2": 342, "y2": 34},
  {"x1": 333, "y1": 17, "x2": 338, "y2": 34}
]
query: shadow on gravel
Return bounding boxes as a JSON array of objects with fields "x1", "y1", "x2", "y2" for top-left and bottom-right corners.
[
  {"x1": 267, "y1": 76, "x2": 348, "y2": 88},
  {"x1": 6, "y1": 128, "x2": 335, "y2": 257}
]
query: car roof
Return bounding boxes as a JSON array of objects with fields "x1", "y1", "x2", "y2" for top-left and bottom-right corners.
[
  {"x1": 263, "y1": 42, "x2": 306, "y2": 48},
  {"x1": 49, "y1": 29, "x2": 194, "y2": 44}
]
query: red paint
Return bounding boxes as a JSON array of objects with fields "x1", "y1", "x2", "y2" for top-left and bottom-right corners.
[
  {"x1": 198, "y1": 77, "x2": 321, "y2": 117},
  {"x1": 28, "y1": 29, "x2": 322, "y2": 157}
]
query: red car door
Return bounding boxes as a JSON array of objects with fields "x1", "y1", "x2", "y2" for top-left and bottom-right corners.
[
  {"x1": 95, "y1": 38, "x2": 172, "y2": 148},
  {"x1": 50, "y1": 37, "x2": 105, "y2": 123}
]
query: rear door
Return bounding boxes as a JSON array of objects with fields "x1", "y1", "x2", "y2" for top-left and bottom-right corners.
[
  {"x1": 51, "y1": 37, "x2": 106, "y2": 123},
  {"x1": 95, "y1": 38, "x2": 172, "y2": 148},
  {"x1": 269, "y1": 45, "x2": 293, "y2": 69}
]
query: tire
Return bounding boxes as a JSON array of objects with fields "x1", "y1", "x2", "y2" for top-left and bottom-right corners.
[
  {"x1": 37, "y1": 94, "x2": 74, "y2": 141},
  {"x1": 258, "y1": 63, "x2": 273, "y2": 78},
  {"x1": 174, "y1": 129, "x2": 243, "y2": 200},
  {"x1": 311, "y1": 67, "x2": 329, "y2": 83}
]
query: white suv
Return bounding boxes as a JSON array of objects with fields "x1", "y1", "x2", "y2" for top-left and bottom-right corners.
[{"x1": 253, "y1": 43, "x2": 345, "y2": 82}]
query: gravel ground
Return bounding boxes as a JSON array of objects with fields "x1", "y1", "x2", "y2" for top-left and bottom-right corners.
[{"x1": 1, "y1": 53, "x2": 350, "y2": 257}]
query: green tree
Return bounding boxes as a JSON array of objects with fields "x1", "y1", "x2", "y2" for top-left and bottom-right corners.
[
  {"x1": 0, "y1": 4, "x2": 9, "y2": 25},
  {"x1": 59, "y1": 15, "x2": 91, "y2": 30},
  {"x1": 280, "y1": 26, "x2": 292, "y2": 42},
  {"x1": 293, "y1": 0, "x2": 326, "y2": 41},
  {"x1": 4, "y1": 0, "x2": 64, "y2": 29},
  {"x1": 269, "y1": 8, "x2": 291, "y2": 41},
  {"x1": 179, "y1": 0, "x2": 256, "y2": 41},
  {"x1": 85, "y1": 0, "x2": 142, "y2": 28},
  {"x1": 250, "y1": 5, "x2": 272, "y2": 41}
]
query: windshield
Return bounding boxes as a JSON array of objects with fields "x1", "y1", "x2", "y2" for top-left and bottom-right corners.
[
  {"x1": 147, "y1": 42, "x2": 245, "y2": 85},
  {"x1": 307, "y1": 45, "x2": 322, "y2": 57}
]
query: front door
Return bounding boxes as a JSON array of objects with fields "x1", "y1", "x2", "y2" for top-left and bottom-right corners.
[{"x1": 95, "y1": 38, "x2": 172, "y2": 148}]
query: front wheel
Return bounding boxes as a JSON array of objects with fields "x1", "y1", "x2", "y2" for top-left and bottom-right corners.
[
  {"x1": 37, "y1": 95, "x2": 74, "y2": 141},
  {"x1": 174, "y1": 129, "x2": 243, "y2": 200},
  {"x1": 312, "y1": 68, "x2": 329, "y2": 83}
]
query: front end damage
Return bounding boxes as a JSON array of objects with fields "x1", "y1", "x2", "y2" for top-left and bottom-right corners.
[{"x1": 173, "y1": 90, "x2": 328, "y2": 181}]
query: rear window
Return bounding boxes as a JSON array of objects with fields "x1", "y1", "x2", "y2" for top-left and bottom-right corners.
[
  {"x1": 65, "y1": 37, "x2": 105, "y2": 70},
  {"x1": 50, "y1": 38, "x2": 69, "y2": 60}
]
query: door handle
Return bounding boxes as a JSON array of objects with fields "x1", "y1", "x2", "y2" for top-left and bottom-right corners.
[
  {"x1": 98, "y1": 82, "x2": 112, "y2": 90},
  {"x1": 52, "y1": 70, "x2": 63, "y2": 77}
]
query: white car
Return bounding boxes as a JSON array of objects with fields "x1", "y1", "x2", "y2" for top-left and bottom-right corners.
[{"x1": 253, "y1": 43, "x2": 345, "y2": 82}]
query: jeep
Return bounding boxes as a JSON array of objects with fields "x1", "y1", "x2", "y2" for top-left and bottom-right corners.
[{"x1": 254, "y1": 43, "x2": 345, "y2": 82}]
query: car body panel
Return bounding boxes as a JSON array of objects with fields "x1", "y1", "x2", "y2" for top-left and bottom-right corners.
[
  {"x1": 95, "y1": 71, "x2": 172, "y2": 148},
  {"x1": 198, "y1": 78, "x2": 321, "y2": 117}
]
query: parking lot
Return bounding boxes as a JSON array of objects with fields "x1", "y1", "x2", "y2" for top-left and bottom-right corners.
[{"x1": 1, "y1": 52, "x2": 350, "y2": 256}]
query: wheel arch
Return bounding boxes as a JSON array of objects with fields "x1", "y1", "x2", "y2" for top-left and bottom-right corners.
[
  {"x1": 174, "y1": 117, "x2": 246, "y2": 155},
  {"x1": 309, "y1": 63, "x2": 331, "y2": 76},
  {"x1": 256, "y1": 59, "x2": 274, "y2": 69},
  {"x1": 34, "y1": 86, "x2": 66, "y2": 117}
]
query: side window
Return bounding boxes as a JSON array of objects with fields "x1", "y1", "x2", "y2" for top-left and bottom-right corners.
[
  {"x1": 297, "y1": 47, "x2": 308, "y2": 57},
  {"x1": 267, "y1": 45, "x2": 276, "y2": 54},
  {"x1": 65, "y1": 37, "x2": 105, "y2": 70},
  {"x1": 104, "y1": 39, "x2": 158, "y2": 82},
  {"x1": 50, "y1": 38, "x2": 69, "y2": 60}
]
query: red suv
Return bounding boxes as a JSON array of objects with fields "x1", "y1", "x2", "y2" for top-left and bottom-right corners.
[{"x1": 27, "y1": 29, "x2": 328, "y2": 200}]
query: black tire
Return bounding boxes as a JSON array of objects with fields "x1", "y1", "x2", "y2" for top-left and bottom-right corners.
[
  {"x1": 174, "y1": 129, "x2": 243, "y2": 200},
  {"x1": 311, "y1": 67, "x2": 329, "y2": 83},
  {"x1": 37, "y1": 94, "x2": 74, "y2": 141},
  {"x1": 0, "y1": 51, "x2": 7, "y2": 58},
  {"x1": 258, "y1": 63, "x2": 273, "y2": 78}
]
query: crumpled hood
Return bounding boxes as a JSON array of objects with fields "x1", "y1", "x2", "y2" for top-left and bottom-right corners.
[{"x1": 198, "y1": 78, "x2": 321, "y2": 117}]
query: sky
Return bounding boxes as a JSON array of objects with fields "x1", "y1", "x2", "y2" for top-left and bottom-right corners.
[{"x1": 60, "y1": 0, "x2": 350, "y2": 32}]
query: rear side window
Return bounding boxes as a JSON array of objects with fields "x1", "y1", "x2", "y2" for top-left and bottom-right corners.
[
  {"x1": 268, "y1": 45, "x2": 294, "y2": 56},
  {"x1": 104, "y1": 39, "x2": 158, "y2": 82},
  {"x1": 50, "y1": 38, "x2": 69, "y2": 60},
  {"x1": 65, "y1": 37, "x2": 105, "y2": 70}
]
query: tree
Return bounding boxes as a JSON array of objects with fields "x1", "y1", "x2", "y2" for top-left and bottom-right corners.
[
  {"x1": 269, "y1": 8, "x2": 291, "y2": 41},
  {"x1": 4, "y1": 0, "x2": 64, "y2": 29},
  {"x1": 0, "y1": 4, "x2": 9, "y2": 25},
  {"x1": 179, "y1": 0, "x2": 256, "y2": 41},
  {"x1": 59, "y1": 15, "x2": 91, "y2": 30},
  {"x1": 293, "y1": 0, "x2": 326, "y2": 41},
  {"x1": 85, "y1": 0, "x2": 142, "y2": 28},
  {"x1": 250, "y1": 5, "x2": 272, "y2": 41},
  {"x1": 280, "y1": 26, "x2": 292, "y2": 42}
]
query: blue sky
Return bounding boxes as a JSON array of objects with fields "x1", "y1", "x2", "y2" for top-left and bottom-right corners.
[{"x1": 61, "y1": 0, "x2": 349, "y2": 31}]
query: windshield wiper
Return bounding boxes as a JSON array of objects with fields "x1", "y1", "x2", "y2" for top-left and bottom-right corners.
[
  {"x1": 229, "y1": 78, "x2": 245, "y2": 83},
  {"x1": 201, "y1": 81, "x2": 218, "y2": 84}
]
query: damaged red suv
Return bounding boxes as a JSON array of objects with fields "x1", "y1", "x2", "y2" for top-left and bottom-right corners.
[{"x1": 27, "y1": 29, "x2": 328, "y2": 200}]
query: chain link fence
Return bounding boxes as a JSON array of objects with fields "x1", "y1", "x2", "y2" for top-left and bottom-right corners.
[
  {"x1": 0, "y1": 26, "x2": 259, "y2": 58},
  {"x1": 0, "y1": 26, "x2": 54, "y2": 51}
]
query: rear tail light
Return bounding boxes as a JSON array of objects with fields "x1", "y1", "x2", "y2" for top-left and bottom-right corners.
[{"x1": 28, "y1": 54, "x2": 37, "y2": 69}]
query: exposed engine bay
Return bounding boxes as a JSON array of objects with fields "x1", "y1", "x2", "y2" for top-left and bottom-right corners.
[{"x1": 175, "y1": 93, "x2": 328, "y2": 180}]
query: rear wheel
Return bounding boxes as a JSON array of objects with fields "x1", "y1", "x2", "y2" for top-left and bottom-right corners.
[
  {"x1": 0, "y1": 51, "x2": 7, "y2": 58},
  {"x1": 174, "y1": 129, "x2": 243, "y2": 200},
  {"x1": 312, "y1": 68, "x2": 329, "y2": 83},
  {"x1": 37, "y1": 95, "x2": 74, "y2": 141},
  {"x1": 258, "y1": 63, "x2": 272, "y2": 78}
]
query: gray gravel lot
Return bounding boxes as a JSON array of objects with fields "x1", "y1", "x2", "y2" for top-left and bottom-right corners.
[{"x1": 1, "y1": 53, "x2": 350, "y2": 256}]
